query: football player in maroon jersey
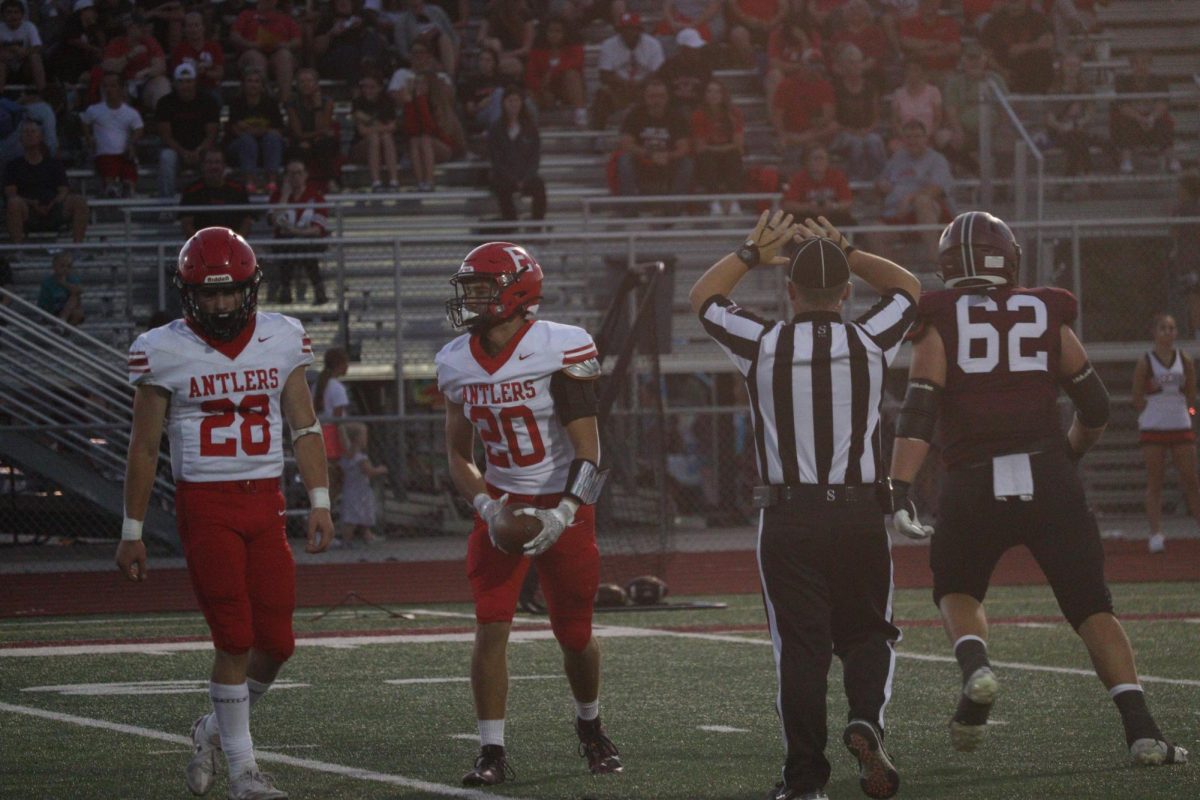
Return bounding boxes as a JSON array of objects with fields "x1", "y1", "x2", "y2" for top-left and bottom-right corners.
[{"x1": 886, "y1": 211, "x2": 1188, "y2": 766}]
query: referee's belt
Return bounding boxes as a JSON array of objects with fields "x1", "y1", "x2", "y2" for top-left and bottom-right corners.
[{"x1": 753, "y1": 483, "x2": 878, "y2": 508}]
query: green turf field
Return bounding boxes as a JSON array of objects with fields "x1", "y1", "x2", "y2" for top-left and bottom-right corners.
[{"x1": 1, "y1": 582, "x2": 1197, "y2": 800}]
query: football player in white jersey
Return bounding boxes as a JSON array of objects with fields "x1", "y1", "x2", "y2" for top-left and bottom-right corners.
[
  {"x1": 116, "y1": 227, "x2": 335, "y2": 800},
  {"x1": 436, "y1": 241, "x2": 622, "y2": 786}
]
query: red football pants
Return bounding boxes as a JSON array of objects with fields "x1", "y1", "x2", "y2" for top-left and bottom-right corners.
[
  {"x1": 175, "y1": 478, "x2": 297, "y2": 662},
  {"x1": 466, "y1": 491, "x2": 599, "y2": 652}
]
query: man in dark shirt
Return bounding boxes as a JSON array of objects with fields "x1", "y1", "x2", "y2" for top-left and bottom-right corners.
[
  {"x1": 180, "y1": 149, "x2": 254, "y2": 237},
  {"x1": 1111, "y1": 51, "x2": 1179, "y2": 174},
  {"x1": 656, "y1": 28, "x2": 712, "y2": 113},
  {"x1": 156, "y1": 61, "x2": 220, "y2": 198},
  {"x1": 4, "y1": 119, "x2": 89, "y2": 243},
  {"x1": 616, "y1": 77, "x2": 693, "y2": 198},
  {"x1": 980, "y1": 0, "x2": 1054, "y2": 94}
]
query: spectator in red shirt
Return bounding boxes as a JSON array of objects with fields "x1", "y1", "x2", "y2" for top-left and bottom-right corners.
[
  {"x1": 170, "y1": 11, "x2": 225, "y2": 103},
  {"x1": 765, "y1": 4, "x2": 823, "y2": 108},
  {"x1": 726, "y1": 0, "x2": 786, "y2": 68},
  {"x1": 654, "y1": 0, "x2": 726, "y2": 44},
  {"x1": 781, "y1": 145, "x2": 857, "y2": 228},
  {"x1": 525, "y1": 17, "x2": 587, "y2": 128},
  {"x1": 230, "y1": 0, "x2": 300, "y2": 103},
  {"x1": 402, "y1": 69, "x2": 464, "y2": 192},
  {"x1": 771, "y1": 60, "x2": 838, "y2": 170},
  {"x1": 830, "y1": 0, "x2": 889, "y2": 87},
  {"x1": 899, "y1": 0, "x2": 961, "y2": 82},
  {"x1": 100, "y1": 12, "x2": 170, "y2": 111},
  {"x1": 691, "y1": 77, "x2": 744, "y2": 214},
  {"x1": 269, "y1": 159, "x2": 330, "y2": 305}
]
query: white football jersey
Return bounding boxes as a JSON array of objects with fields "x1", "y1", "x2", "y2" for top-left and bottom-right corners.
[
  {"x1": 436, "y1": 320, "x2": 599, "y2": 496},
  {"x1": 127, "y1": 312, "x2": 314, "y2": 482}
]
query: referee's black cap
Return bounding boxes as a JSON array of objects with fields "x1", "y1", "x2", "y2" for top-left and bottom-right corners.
[{"x1": 788, "y1": 238, "x2": 850, "y2": 289}]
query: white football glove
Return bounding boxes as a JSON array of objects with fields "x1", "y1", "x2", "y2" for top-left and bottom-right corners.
[
  {"x1": 473, "y1": 492, "x2": 509, "y2": 549},
  {"x1": 888, "y1": 479, "x2": 934, "y2": 541},
  {"x1": 520, "y1": 499, "x2": 578, "y2": 557}
]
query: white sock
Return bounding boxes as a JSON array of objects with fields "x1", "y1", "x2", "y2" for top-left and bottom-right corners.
[
  {"x1": 247, "y1": 677, "x2": 272, "y2": 707},
  {"x1": 1109, "y1": 683, "x2": 1143, "y2": 699},
  {"x1": 204, "y1": 678, "x2": 272, "y2": 741},
  {"x1": 477, "y1": 719, "x2": 505, "y2": 748},
  {"x1": 575, "y1": 699, "x2": 600, "y2": 722},
  {"x1": 210, "y1": 681, "x2": 257, "y2": 779}
]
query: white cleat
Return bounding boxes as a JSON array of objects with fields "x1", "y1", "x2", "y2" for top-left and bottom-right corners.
[
  {"x1": 950, "y1": 667, "x2": 1000, "y2": 753},
  {"x1": 227, "y1": 768, "x2": 288, "y2": 799},
  {"x1": 1130, "y1": 738, "x2": 1189, "y2": 766},
  {"x1": 187, "y1": 714, "x2": 221, "y2": 796},
  {"x1": 1148, "y1": 532, "x2": 1166, "y2": 554}
]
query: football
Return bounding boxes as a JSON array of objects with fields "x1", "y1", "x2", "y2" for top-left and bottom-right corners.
[{"x1": 491, "y1": 501, "x2": 543, "y2": 555}]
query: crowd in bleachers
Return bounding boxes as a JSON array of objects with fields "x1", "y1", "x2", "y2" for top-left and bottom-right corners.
[{"x1": 0, "y1": 0, "x2": 1191, "y2": 264}]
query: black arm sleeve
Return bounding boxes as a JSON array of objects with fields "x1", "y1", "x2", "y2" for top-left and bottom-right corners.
[
  {"x1": 1061, "y1": 362, "x2": 1110, "y2": 428},
  {"x1": 895, "y1": 379, "x2": 943, "y2": 442},
  {"x1": 550, "y1": 370, "x2": 599, "y2": 425}
]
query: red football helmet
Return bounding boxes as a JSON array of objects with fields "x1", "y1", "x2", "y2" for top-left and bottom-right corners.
[
  {"x1": 175, "y1": 227, "x2": 262, "y2": 341},
  {"x1": 938, "y1": 211, "x2": 1022, "y2": 289},
  {"x1": 445, "y1": 242, "x2": 544, "y2": 330}
]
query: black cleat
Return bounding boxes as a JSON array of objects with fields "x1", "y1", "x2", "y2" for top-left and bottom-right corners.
[
  {"x1": 576, "y1": 717, "x2": 623, "y2": 774},
  {"x1": 843, "y1": 720, "x2": 900, "y2": 799},
  {"x1": 462, "y1": 745, "x2": 514, "y2": 786}
]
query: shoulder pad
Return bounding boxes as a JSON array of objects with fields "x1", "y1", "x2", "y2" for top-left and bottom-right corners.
[{"x1": 562, "y1": 357, "x2": 601, "y2": 379}]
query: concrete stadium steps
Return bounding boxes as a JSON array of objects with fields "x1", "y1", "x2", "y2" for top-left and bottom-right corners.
[{"x1": 1098, "y1": 0, "x2": 1200, "y2": 27}]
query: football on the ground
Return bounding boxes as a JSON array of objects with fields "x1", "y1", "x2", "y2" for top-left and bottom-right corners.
[
  {"x1": 491, "y1": 501, "x2": 543, "y2": 555},
  {"x1": 626, "y1": 575, "x2": 669, "y2": 606}
]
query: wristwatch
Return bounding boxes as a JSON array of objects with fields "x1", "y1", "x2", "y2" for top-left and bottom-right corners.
[{"x1": 736, "y1": 240, "x2": 760, "y2": 268}]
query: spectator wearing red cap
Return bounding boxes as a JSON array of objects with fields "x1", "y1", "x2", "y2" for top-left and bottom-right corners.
[
  {"x1": 726, "y1": 0, "x2": 786, "y2": 68},
  {"x1": 591, "y1": 12, "x2": 663, "y2": 129},
  {"x1": 230, "y1": 0, "x2": 300, "y2": 103}
]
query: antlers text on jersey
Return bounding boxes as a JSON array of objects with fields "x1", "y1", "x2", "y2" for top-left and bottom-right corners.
[
  {"x1": 459, "y1": 379, "x2": 538, "y2": 406},
  {"x1": 188, "y1": 368, "x2": 281, "y2": 399}
]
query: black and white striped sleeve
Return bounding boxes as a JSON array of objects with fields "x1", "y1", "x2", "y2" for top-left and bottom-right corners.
[
  {"x1": 698, "y1": 294, "x2": 769, "y2": 376},
  {"x1": 852, "y1": 288, "x2": 917, "y2": 364}
]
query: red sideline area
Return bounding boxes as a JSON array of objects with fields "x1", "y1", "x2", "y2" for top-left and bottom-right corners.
[{"x1": 2, "y1": 539, "x2": 1197, "y2": 618}]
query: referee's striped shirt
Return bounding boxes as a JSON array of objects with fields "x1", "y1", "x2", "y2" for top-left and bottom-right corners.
[{"x1": 699, "y1": 290, "x2": 916, "y2": 486}]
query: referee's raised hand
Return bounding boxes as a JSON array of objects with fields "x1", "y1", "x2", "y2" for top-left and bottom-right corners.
[
  {"x1": 797, "y1": 215, "x2": 853, "y2": 254},
  {"x1": 747, "y1": 209, "x2": 800, "y2": 266}
]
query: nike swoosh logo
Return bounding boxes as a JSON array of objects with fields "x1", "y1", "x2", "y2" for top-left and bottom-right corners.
[
  {"x1": 518, "y1": 353, "x2": 533, "y2": 360},
  {"x1": 277, "y1": 509, "x2": 287, "y2": 516},
  {"x1": 258, "y1": 336, "x2": 273, "y2": 343}
]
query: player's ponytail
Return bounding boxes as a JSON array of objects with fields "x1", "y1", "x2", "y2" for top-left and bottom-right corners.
[{"x1": 315, "y1": 346, "x2": 348, "y2": 415}]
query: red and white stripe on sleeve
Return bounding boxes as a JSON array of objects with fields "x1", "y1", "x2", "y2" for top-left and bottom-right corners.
[
  {"x1": 562, "y1": 342, "x2": 598, "y2": 366},
  {"x1": 128, "y1": 350, "x2": 150, "y2": 374}
]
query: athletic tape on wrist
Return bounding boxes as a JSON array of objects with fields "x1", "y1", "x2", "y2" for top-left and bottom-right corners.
[
  {"x1": 309, "y1": 487, "x2": 331, "y2": 510},
  {"x1": 290, "y1": 421, "x2": 323, "y2": 444},
  {"x1": 121, "y1": 518, "x2": 144, "y2": 541}
]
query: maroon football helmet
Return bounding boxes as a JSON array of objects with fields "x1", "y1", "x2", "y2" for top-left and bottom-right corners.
[
  {"x1": 938, "y1": 211, "x2": 1021, "y2": 289},
  {"x1": 445, "y1": 242, "x2": 544, "y2": 330},
  {"x1": 176, "y1": 227, "x2": 261, "y2": 341}
]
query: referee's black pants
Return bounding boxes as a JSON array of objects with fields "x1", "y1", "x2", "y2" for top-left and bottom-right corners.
[{"x1": 756, "y1": 492, "x2": 900, "y2": 793}]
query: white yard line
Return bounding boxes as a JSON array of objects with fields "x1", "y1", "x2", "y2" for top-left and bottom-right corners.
[
  {"x1": 698, "y1": 725, "x2": 750, "y2": 734},
  {"x1": 386, "y1": 675, "x2": 559, "y2": 685},
  {"x1": 0, "y1": 702, "x2": 536, "y2": 800}
]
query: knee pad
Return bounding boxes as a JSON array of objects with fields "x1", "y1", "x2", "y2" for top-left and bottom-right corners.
[{"x1": 550, "y1": 615, "x2": 592, "y2": 653}]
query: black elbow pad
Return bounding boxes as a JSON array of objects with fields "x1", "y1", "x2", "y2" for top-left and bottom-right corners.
[
  {"x1": 1062, "y1": 362, "x2": 1109, "y2": 428},
  {"x1": 896, "y1": 379, "x2": 942, "y2": 442}
]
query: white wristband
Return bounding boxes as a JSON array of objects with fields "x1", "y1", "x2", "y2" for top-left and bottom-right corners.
[
  {"x1": 473, "y1": 493, "x2": 492, "y2": 515},
  {"x1": 121, "y1": 518, "x2": 144, "y2": 541},
  {"x1": 309, "y1": 487, "x2": 331, "y2": 510}
]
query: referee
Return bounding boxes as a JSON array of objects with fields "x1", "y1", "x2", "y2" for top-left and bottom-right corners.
[{"x1": 689, "y1": 212, "x2": 920, "y2": 800}]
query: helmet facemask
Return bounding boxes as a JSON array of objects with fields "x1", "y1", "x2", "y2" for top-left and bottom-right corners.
[
  {"x1": 178, "y1": 270, "x2": 262, "y2": 341},
  {"x1": 446, "y1": 272, "x2": 525, "y2": 331}
]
